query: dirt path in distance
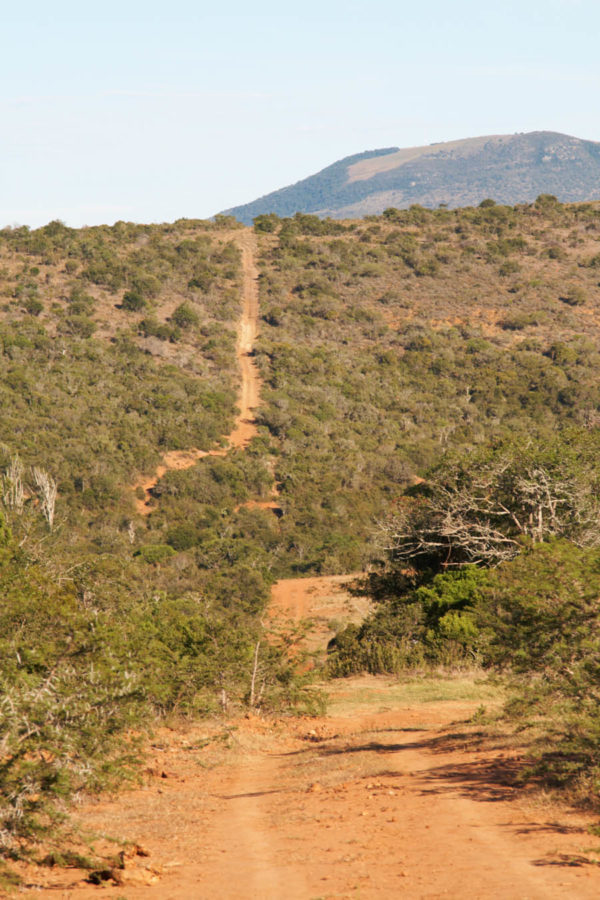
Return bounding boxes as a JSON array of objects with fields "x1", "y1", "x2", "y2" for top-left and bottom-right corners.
[
  {"x1": 268, "y1": 573, "x2": 371, "y2": 655},
  {"x1": 24, "y1": 233, "x2": 600, "y2": 897},
  {"x1": 132, "y1": 230, "x2": 263, "y2": 515}
]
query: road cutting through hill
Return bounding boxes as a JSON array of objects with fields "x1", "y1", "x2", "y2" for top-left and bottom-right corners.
[
  {"x1": 132, "y1": 230, "x2": 266, "y2": 515},
  {"x1": 32, "y1": 232, "x2": 600, "y2": 898}
]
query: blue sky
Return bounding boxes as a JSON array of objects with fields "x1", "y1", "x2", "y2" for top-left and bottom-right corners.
[{"x1": 2, "y1": 0, "x2": 599, "y2": 227}]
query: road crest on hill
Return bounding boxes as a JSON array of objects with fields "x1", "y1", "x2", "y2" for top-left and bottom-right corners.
[{"x1": 132, "y1": 229, "x2": 269, "y2": 515}]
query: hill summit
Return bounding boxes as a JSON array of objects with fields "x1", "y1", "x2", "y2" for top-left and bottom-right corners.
[{"x1": 222, "y1": 131, "x2": 600, "y2": 223}]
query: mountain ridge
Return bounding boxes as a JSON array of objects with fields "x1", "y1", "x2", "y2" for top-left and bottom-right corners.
[{"x1": 222, "y1": 131, "x2": 600, "y2": 223}]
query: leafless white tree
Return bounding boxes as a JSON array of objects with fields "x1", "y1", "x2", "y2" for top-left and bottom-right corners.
[
  {"x1": 378, "y1": 454, "x2": 600, "y2": 568},
  {"x1": 2, "y1": 455, "x2": 25, "y2": 514},
  {"x1": 32, "y1": 467, "x2": 57, "y2": 530}
]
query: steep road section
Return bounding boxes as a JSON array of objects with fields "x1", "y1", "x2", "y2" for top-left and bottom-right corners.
[{"x1": 131, "y1": 230, "x2": 265, "y2": 514}]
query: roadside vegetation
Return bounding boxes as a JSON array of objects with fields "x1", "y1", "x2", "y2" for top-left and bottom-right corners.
[
  {"x1": 0, "y1": 217, "x2": 299, "y2": 875},
  {"x1": 254, "y1": 200, "x2": 600, "y2": 807}
]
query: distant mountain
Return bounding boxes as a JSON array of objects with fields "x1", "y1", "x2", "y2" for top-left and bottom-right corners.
[{"x1": 222, "y1": 131, "x2": 600, "y2": 223}]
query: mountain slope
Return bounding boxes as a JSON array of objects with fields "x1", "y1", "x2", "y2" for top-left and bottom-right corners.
[{"x1": 222, "y1": 131, "x2": 600, "y2": 223}]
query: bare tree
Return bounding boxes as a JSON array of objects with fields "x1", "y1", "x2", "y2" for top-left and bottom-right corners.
[
  {"x1": 32, "y1": 467, "x2": 57, "y2": 531},
  {"x1": 379, "y1": 450, "x2": 600, "y2": 569},
  {"x1": 2, "y1": 456, "x2": 25, "y2": 514}
]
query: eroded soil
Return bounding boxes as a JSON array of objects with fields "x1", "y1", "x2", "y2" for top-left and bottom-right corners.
[{"x1": 268, "y1": 574, "x2": 372, "y2": 655}]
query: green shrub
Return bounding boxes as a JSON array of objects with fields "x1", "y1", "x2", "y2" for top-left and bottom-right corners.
[
  {"x1": 134, "y1": 544, "x2": 176, "y2": 564},
  {"x1": 122, "y1": 290, "x2": 146, "y2": 311},
  {"x1": 57, "y1": 314, "x2": 96, "y2": 338},
  {"x1": 559, "y1": 287, "x2": 586, "y2": 306},
  {"x1": 171, "y1": 302, "x2": 199, "y2": 330},
  {"x1": 166, "y1": 523, "x2": 202, "y2": 551},
  {"x1": 23, "y1": 297, "x2": 43, "y2": 316}
]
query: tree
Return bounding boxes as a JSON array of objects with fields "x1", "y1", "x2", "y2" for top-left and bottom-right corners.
[
  {"x1": 378, "y1": 436, "x2": 600, "y2": 569},
  {"x1": 122, "y1": 290, "x2": 146, "y2": 311},
  {"x1": 171, "y1": 302, "x2": 199, "y2": 330},
  {"x1": 477, "y1": 540, "x2": 600, "y2": 786},
  {"x1": 32, "y1": 467, "x2": 57, "y2": 530}
]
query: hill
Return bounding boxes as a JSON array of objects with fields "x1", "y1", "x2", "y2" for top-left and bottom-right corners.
[
  {"x1": 222, "y1": 131, "x2": 600, "y2": 222},
  {"x1": 4, "y1": 199, "x2": 600, "y2": 878}
]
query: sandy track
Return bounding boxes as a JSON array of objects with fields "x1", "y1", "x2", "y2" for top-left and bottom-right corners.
[
  {"x1": 132, "y1": 230, "x2": 262, "y2": 514},
  {"x1": 17, "y1": 578, "x2": 600, "y2": 899},
  {"x1": 22, "y1": 684, "x2": 600, "y2": 898}
]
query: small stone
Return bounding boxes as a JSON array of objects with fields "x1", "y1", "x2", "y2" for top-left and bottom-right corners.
[{"x1": 118, "y1": 866, "x2": 161, "y2": 886}]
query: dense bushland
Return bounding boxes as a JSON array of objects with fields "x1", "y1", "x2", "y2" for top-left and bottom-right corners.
[
  {"x1": 327, "y1": 432, "x2": 600, "y2": 797},
  {"x1": 254, "y1": 201, "x2": 600, "y2": 575},
  {"x1": 251, "y1": 204, "x2": 600, "y2": 801},
  {"x1": 0, "y1": 218, "x2": 303, "y2": 868}
]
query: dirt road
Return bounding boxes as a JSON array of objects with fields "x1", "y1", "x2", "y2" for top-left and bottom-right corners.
[
  {"x1": 132, "y1": 231, "x2": 262, "y2": 514},
  {"x1": 21, "y1": 680, "x2": 600, "y2": 899},
  {"x1": 18, "y1": 576, "x2": 600, "y2": 899},
  {"x1": 268, "y1": 574, "x2": 372, "y2": 654}
]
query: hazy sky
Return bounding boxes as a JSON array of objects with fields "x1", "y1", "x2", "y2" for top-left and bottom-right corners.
[{"x1": 2, "y1": 0, "x2": 599, "y2": 227}]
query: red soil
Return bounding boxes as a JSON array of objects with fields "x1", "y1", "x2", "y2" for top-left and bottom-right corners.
[
  {"x1": 23, "y1": 231, "x2": 600, "y2": 897},
  {"x1": 16, "y1": 577, "x2": 600, "y2": 899},
  {"x1": 132, "y1": 231, "x2": 262, "y2": 515}
]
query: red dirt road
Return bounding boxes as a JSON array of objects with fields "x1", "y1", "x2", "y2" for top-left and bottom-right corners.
[
  {"x1": 19, "y1": 683, "x2": 600, "y2": 899},
  {"x1": 268, "y1": 574, "x2": 372, "y2": 654},
  {"x1": 132, "y1": 231, "x2": 262, "y2": 514},
  {"x1": 23, "y1": 233, "x2": 600, "y2": 897},
  {"x1": 17, "y1": 577, "x2": 600, "y2": 899}
]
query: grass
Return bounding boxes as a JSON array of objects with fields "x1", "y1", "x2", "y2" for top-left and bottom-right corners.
[{"x1": 324, "y1": 671, "x2": 504, "y2": 718}]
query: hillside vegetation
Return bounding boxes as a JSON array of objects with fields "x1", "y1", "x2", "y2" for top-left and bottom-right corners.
[
  {"x1": 254, "y1": 197, "x2": 600, "y2": 572},
  {"x1": 0, "y1": 217, "x2": 296, "y2": 870},
  {"x1": 3, "y1": 196, "x2": 600, "y2": 874},
  {"x1": 252, "y1": 199, "x2": 600, "y2": 804}
]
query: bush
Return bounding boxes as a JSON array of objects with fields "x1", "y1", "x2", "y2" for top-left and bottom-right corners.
[
  {"x1": 478, "y1": 540, "x2": 600, "y2": 789},
  {"x1": 122, "y1": 290, "x2": 146, "y2": 311},
  {"x1": 134, "y1": 544, "x2": 176, "y2": 565},
  {"x1": 166, "y1": 523, "x2": 201, "y2": 551},
  {"x1": 559, "y1": 287, "x2": 586, "y2": 306},
  {"x1": 253, "y1": 214, "x2": 280, "y2": 233},
  {"x1": 23, "y1": 297, "x2": 43, "y2": 316},
  {"x1": 0, "y1": 518, "x2": 144, "y2": 851},
  {"x1": 57, "y1": 315, "x2": 96, "y2": 338},
  {"x1": 171, "y1": 303, "x2": 199, "y2": 330}
]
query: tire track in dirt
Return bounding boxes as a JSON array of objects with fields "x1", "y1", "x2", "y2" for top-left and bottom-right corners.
[
  {"x1": 24, "y1": 677, "x2": 600, "y2": 898},
  {"x1": 16, "y1": 543, "x2": 600, "y2": 897},
  {"x1": 132, "y1": 230, "x2": 271, "y2": 515}
]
